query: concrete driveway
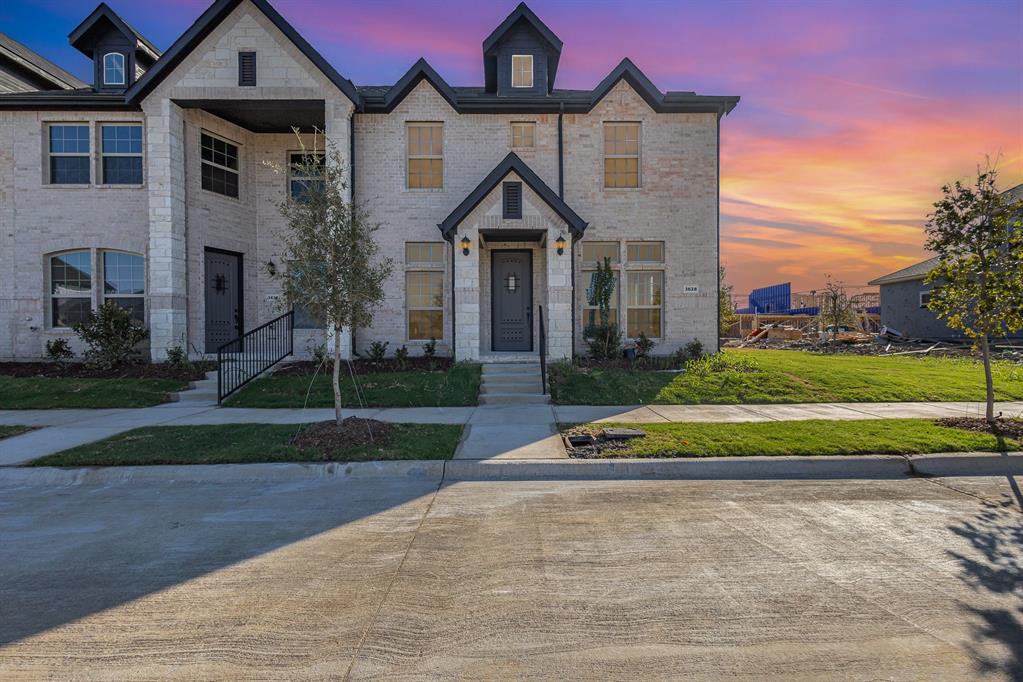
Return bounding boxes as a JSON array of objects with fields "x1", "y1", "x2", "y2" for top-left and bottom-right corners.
[{"x1": 1, "y1": 473, "x2": 1020, "y2": 680}]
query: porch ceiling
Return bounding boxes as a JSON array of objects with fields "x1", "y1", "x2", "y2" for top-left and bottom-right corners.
[{"x1": 174, "y1": 98, "x2": 324, "y2": 133}]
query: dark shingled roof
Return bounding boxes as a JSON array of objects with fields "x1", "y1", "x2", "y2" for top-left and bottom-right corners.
[
  {"x1": 69, "y1": 2, "x2": 161, "y2": 61},
  {"x1": 439, "y1": 152, "x2": 587, "y2": 238},
  {"x1": 0, "y1": 33, "x2": 88, "y2": 90}
]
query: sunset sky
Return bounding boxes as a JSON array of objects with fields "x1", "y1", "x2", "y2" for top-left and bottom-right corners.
[{"x1": 4, "y1": 0, "x2": 1021, "y2": 295}]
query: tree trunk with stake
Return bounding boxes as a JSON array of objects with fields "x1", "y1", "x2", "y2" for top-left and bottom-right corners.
[
  {"x1": 979, "y1": 334, "x2": 995, "y2": 424},
  {"x1": 332, "y1": 324, "x2": 344, "y2": 427}
]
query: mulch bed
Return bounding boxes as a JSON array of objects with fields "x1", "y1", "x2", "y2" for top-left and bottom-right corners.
[
  {"x1": 289, "y1": 418, "x2": 393, "y2": 458},
  {"x1": 273, "y1": 357, "x2": 453, "y2": 376},
  {"x1": 936, "y1": 417, "x2": 1023, "y2": 440},
  {"x1": 0, "y1": 361, "x2": 214, "y2": 381}
]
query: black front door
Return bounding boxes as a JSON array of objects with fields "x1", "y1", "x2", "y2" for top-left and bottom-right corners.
[
  {"x1": 204, "y1": 249, "x2": 242, "y2": 352},
  {"x1": 492, "y1": 250, "x2": 532, "y2": 351}
]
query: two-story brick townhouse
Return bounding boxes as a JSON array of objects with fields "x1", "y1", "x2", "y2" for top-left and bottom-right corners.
[{"x1": 0, "y1": 0, "x2": 739, "y2": 363}]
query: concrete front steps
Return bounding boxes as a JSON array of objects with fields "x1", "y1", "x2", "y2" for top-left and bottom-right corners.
[
  {"x1": 169, "y1": 371, "x2": 219, "y2": 405},
  {"x1": 480, "y1": 362, "x2": 549, "y2": 405}
]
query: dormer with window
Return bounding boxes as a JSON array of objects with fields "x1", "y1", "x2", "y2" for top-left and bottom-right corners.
[
  {"x1": 68, "y1": 3, "x2": 160, "y2": 91},
  {"x1": 483, "y1": 2, "x2": 562, "y2": 97}
]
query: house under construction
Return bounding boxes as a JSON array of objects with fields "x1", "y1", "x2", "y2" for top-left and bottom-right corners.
[{"x1": 730, "y1": 282, "x2": 880, "y2": 340}]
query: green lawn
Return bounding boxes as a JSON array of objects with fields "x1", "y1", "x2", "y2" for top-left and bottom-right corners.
[
  {"x1": 28, "y1": 422, "x2": 464, "y2": 467},
  {"x1": 550, "y1": 350, "x2": 1023, "y2": 405},
  {"x1": 226, "y1": 363, "x2": 481, "y2": 408},
  {"x1": 566, "y1": 419, "x2": 1020, "y2": 458},
  {"x1": 0, "y1": 425, "x2": 33, "y2": 440},
  {"x1": 0, "y1": 376, "x2": 190, "y2": 409}
]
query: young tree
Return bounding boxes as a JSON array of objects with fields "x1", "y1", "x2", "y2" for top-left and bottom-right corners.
[
  {"x1": 583, "y1": 257, "x2": 621, "y2": 359},
  {"x1": 270, "y1": 133, "x2": 393, "y2": 426},
  {"x1": 719, "y1": 265, "x2": 739, "y2": 338},
  {"x1": 818, "y1": 276, "x2": 853, "y2": 342},
  {"x1": 925, "y1": 168, "x2": 1023, "y2": 424}
]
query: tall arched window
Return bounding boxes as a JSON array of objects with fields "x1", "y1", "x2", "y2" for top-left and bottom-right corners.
[{"x1": 103, "y1": 53, "x2": 125, "y2": 86}]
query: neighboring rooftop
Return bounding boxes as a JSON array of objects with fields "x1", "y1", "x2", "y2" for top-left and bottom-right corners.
[
  {"x1": 0, "y1": 33, "x2": 88, "y2": 92},
  {"x1": 869, "y1": 257, "x2": 940, "y2": 286}
]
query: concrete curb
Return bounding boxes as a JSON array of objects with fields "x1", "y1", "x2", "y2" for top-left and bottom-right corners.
[{"x1": 2, "y1": 452, "x2": 1020, "y2": 486}]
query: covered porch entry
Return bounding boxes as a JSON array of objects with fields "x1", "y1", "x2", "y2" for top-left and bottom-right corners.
[{"x1": 439, "y1": 153, "x2": 587, "y2": 363}]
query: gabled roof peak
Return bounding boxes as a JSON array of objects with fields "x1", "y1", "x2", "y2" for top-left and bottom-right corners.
[
  {"x1": 69, "y1": 2, "x2": 160, "y2": 61},
  {"x1": 439, "y1": 152, "x2": 587, "y2": 238},
  {"x1": 483, "y1": 2, "x2": 563, "y2": 54}
]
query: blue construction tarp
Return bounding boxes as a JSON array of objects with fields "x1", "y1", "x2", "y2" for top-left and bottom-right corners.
[{"x1": 747, "y1": 283, "x2": 791, "y2": 313}]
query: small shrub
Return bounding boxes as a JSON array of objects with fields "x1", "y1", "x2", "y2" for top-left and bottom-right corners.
[
  {"x1": 307, "y1": 340, "x2": 329, "y2": 367},
  {"x1": 45, "y1": 338, "x2": 74, "y2": 364},
  {"x1": 165, "y1": 345, "x2": 190, "y2": 368},
  {"x1": 395, "y1": 344, "x2": 410, "y2": 369},
  {"x1": 72, "y1": 301, "x2": 148, "y2": 369},
  {"x1": 684, "y1": 338, "x2": 704, "y2": 361},
  {"x1": 635, "y1": 332, "x2": 655, "y2": 358},
  {"x1": 367, "y1": 340, "x2": 389, "y2": 362},
  {"x1": 423, "y1": 337, "x2": 437, "y2": 358}
]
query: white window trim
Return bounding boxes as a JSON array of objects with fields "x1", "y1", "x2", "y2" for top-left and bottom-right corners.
[
  {"x1": 626, "y1": 270, "x2": 664, "y2": 339},
  {"x1": 919, "y1": 290, "x2": 931, "y2": 308},
  {"x1": 511, "y1": 54, "x2": 534, "y2": 88},
  {"x1": 98, "y1": 122, "x2": 144, "y2": 187},
  {"x1": 103, "y1": 52, "x2": 125, "y2": 86},
  {"x1": 405, "y1": 270, "x2": 445, "y2": 342},
  {"x1": 510, "y1": 121, "x2": 536, "y2": 149},
  {"x1": 45, "y1": 122, "x2": 91, "y2": 186},
  {"x1": 200, "y1": 130, "x2": 241, "y2": 199},
  {"x1": 406, "y1": 122, "x2": 444, "y2": 191},
  {"x1": 603, "y1": 121, "x2": 642, "y2": 189}
]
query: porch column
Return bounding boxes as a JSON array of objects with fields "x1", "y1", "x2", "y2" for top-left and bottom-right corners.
[
  {"x1": 144, "y1": 98, "x2": 187, "y2": 361},
  {"x1": 545, "y1": 227, "x2": 573, "y2": 360},
  {"x1": 324, "y1": 95, "x2": 355, "y2": 360},
  {"x1": 453, "y1": 226, "x2": 480, "y2": 361}
]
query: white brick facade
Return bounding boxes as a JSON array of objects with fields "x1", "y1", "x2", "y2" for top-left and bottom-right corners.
[{"x1": 0, "y1": 0, "x2": 733, "y2": 362}]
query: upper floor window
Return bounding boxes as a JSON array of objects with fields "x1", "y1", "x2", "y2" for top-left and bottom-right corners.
[
  {"x1": 50, "y1": 251, "x2": 92, "y2": 327},
  {"x1": 511, "y1": 121, "x2": 535, "y2": 148},
  {"x1": 201, "y1": 131, "x2": 239, "y2": 198},
  {"x1": 604, "y1": 122, "x2": 640, "y2": 188},
  {"x1": 101, "y1": 124, "x2": 143, "y2": 185},
  {"x1": 407, "y1": 122, "x2": 443, "y2": 190},
  {"x1": 626, "y1": 241, "x2": 664, "y2": 263},
  {"x1": 511, "y1": 55, "x2": 533, "y2": 88},
  {"x1": 103, "y1": 53, "x2": 125, "y2": 86},
  {"x1": 288, "y1": 151, "x2": 324, "y2": 201},
  {"x1": 48, "y1": 124, "x2": 90, "y2": 184}
]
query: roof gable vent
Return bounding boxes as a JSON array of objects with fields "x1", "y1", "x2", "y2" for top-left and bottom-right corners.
[
  {"x1": 238, "y1": 51, "x2": 256, "y2": 86},
  {"x1": 503, "y1": 181, "x2": 522, "y2": 219}
]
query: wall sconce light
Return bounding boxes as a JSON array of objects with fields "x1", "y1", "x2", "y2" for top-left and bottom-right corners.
[
  {"x1": 266, "y1": 260, "x2": 277, "y2": 276},
  {"x1": 555, "y1": 233, "x2": 566, "y2": 255},
  {"x1": 460, "y1": 234, "x2": 471, "y2": 256}
]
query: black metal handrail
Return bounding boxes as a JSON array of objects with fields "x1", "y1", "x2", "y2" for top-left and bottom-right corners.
[
  {"x1": 538, "y1": 304, "x2": 547, "y2": 394},
  {"x1": 217, "y1": 310, "x2": 294, "y2": 404}
]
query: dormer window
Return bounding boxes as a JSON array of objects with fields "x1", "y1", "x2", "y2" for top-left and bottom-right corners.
[
  {"x1": 511, "y1": 55, "x2": 533, "y2": 88},
  {"x1": 103, "y1": 53, "x2": 125, "y2": 85}
]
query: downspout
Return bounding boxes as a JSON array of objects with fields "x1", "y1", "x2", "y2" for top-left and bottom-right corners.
[
  {"x1": 558, "y1": 105, "x2": 575, "y2": 357},
  {"x1": 715, "y1": 107, "x2": 722, "y2": 354},
  {"x1": 349, "y1": 111, "x2": 357, "y2": 356}
]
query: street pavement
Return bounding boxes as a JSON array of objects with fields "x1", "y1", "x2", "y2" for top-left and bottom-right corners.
[{"x1": 1, "y1": 472, "x2": 1020, "y2": 680}]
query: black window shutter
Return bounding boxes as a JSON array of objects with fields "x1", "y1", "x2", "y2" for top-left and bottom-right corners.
[
  {"x1": 238, "y1": 52, "x2": 257, "y2": 86},
  {"x1": 503, "y1": 182, "x2": 522, "y2": 219}
]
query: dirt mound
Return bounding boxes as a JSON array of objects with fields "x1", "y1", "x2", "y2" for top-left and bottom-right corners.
[
  {"x1": 289, "y1": 418, "x2": 393, "y2": 458},
  {"x1": 935, "y1": 417, "x2": 1023, "y2": 440}
]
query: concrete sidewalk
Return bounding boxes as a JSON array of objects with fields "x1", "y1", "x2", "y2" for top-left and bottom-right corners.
[{"x1": 2, "y1": 400, "x2": 1022, "y2": 466}]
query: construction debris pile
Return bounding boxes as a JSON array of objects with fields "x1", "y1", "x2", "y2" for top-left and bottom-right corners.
[{"x1": 725, "y1": 325, "x2": 1023, "y2": 362}]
